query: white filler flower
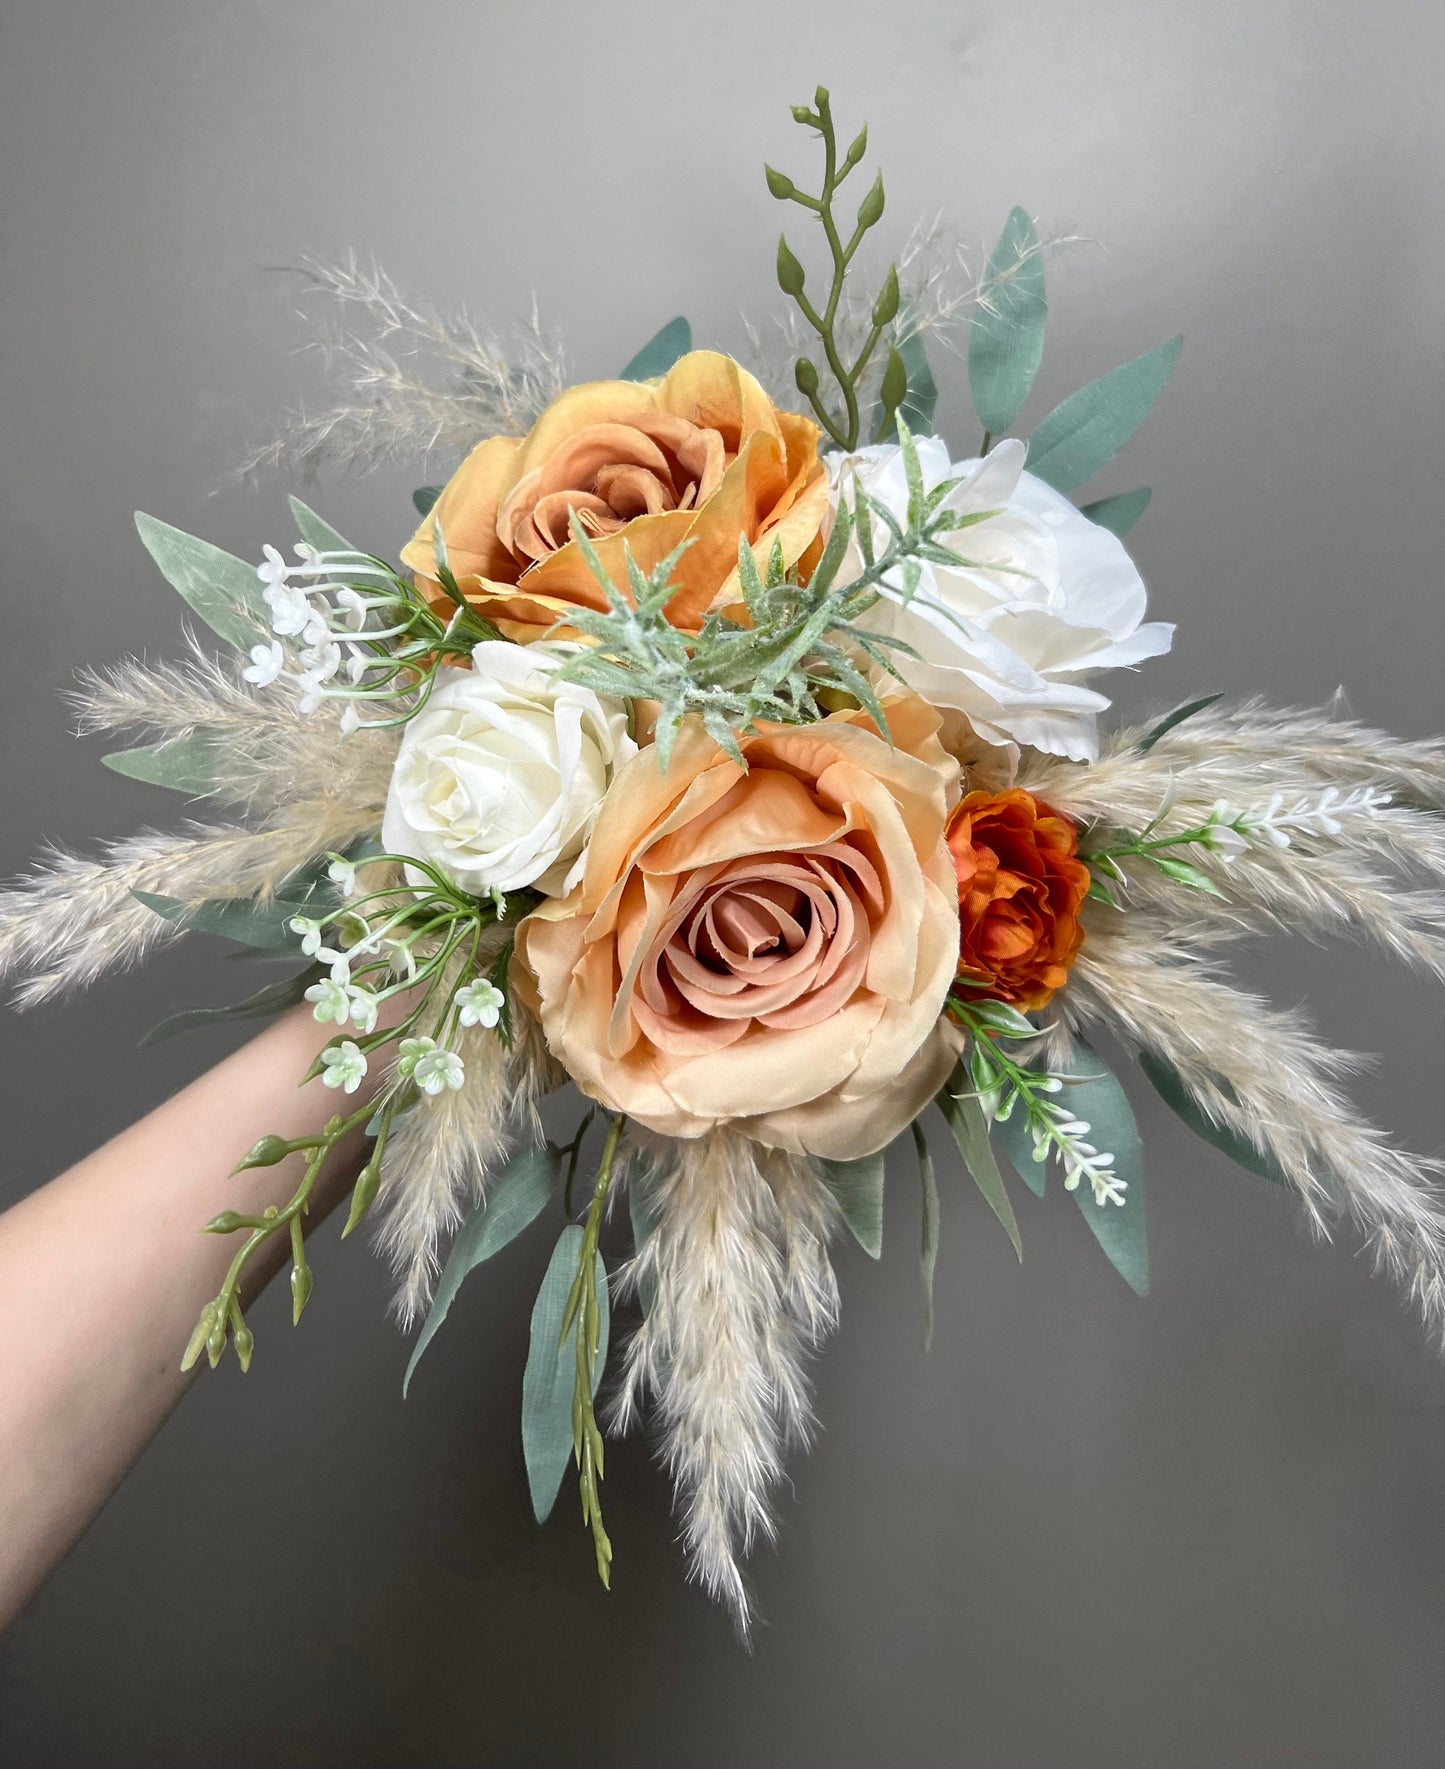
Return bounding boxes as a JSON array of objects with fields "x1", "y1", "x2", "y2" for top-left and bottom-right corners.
[
  {"x1": 382, "y1": 647, "x2": 635, "y2": 898},
  {"x1": 832, "y1": 437, "x2": 1174, "y2": 762}
]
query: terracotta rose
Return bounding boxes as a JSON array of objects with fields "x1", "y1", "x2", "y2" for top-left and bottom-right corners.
[
  {"x1": 514, "y1": 700, "x2": 963, "y2": 1159},
  {"x1": 946, "y1": 788, "x2": 1089, "y2": 1010},
  {"x1": 401, "y1": 351, "x2": 829, "y2": 643}
]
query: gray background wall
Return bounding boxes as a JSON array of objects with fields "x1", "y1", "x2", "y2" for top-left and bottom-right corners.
[{"x1": 2, "y1": 2, "x2": 1444, "y2": 1764}]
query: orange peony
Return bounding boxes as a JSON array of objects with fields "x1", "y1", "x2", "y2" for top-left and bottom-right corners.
[
  {"x1": 400, "y1": 351, "x2": 829, "y2": 644},
  {"x1": 513, "y1": 700, "x2": 963, "y2": 1159},
  {"x1": 946, "y1": 788, "x2": 1089, "y2": 1010}
]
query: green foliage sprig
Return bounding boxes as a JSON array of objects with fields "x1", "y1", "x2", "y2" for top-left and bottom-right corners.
[
  {"x1": 766, "y1": 86, "x2": 905, "y2": 450},
  {"x1": 552, "y1": 423, "x2": 1000, "y2": 766}
]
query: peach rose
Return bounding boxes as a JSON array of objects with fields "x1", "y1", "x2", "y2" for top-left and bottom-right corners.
[
  {"x1": 514, "y1": 701, "x2": 963, "y2": 1158},
  {"x1": 400, "y1": 352, "x2": 829, "y2": 643},
  {"x1": 947, "y1": 788, "x2": 1089, "y2": 1010}
]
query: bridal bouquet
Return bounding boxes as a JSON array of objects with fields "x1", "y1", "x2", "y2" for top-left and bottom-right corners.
[{"x1": 6, "y1": 88, "x2": 1445, "y2": 1630}]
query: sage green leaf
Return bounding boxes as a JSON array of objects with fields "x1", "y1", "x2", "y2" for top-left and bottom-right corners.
[
  {"x1": 936, "y1": 1075, "x2": 1022, "y2": 1260},
  {"x1": 991, "y1": 1107, "x2": 1048, "y2": 1199},
  {"x1": 969, "y1": 207, "x2": 1047, "y2": 435},
  {"x1": 1059, "y1": 1042, "x2": 1149, "y2": 1296},
  {"x1": 139, "y1": 962, "x2": 324, "y2": 1047},
  {"x1": 1080, "y1": 486, "x2": 1152, "y2": 537},
  {"x1": 130, "y1": 889, "x2": 321, "y2": 948},
  {"x1": 1137, "y1": 1049, "x2": 1291, "y2": 1189},
  {"x1": 403, "y1": 1142, "x2": 560, "y2": 1396},
  {"x1": 1136, "y1": 694, "x2": 1224, "y2": 754},
  {"x1": 1025, "y1": 336, "x2": 1183, "y2": 493},
  {"x1": 102, "y1": 734, "x2": 221, "y2": 797},
  {"x1": 911, "y1": 1122, "x2": 940, "y2": 1349},
  {"x1": 133, "y1": 512, "x2": 269, "y2": 652},
  {"x1": 621, "y1": 317, "x2": 692, "y2": 382},
  {"x1": 820, "y1": 1151, "x2": 886, "y2": 1258},
  {"x1": 522, "y1": 1225, "x2": 609, "y2": 1524},
  {"x1": 412, "y1": 486, "x2": 442, "y2": 518},
  {"x1": 898, "y1": 327, "x2": 939, "y2": 435},
  {"x1": 288, "y1": 496, "x2": 353, "y2": 557}
]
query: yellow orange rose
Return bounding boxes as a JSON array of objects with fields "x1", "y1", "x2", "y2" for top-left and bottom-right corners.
[
  {"x1": 401, "y1": 351, "x2": 829, "y2": 643},
  {"x1": 513, "y1": 700, "x2": 963, "y2": 1158}
]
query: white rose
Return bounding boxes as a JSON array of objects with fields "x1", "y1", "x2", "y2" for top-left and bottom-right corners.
[
  {"x1": 832, "y1": 437, "x2": 1174, "y2": 762},
  {"x1": 382, "y1": 646, "x2": 635, "y2": 898}
]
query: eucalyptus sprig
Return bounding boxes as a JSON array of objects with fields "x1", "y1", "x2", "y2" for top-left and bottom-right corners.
[
  {"x1": 562, "y1": 1112, "x2": 625, "y2": 1587},
  {"x1": 947, "y1": 995, "x2": 1126, "y2": 1207},
  {"x1": 552, "y1": 421, "x2": 1001, "y2": 765},
  {"x1": 766, "y1": 85, "x2": 905, "y2": 449}
]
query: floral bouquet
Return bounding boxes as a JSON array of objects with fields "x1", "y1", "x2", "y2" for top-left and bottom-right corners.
[{"x1": 6, "y1": 88, "x2": 1445, "y2": 1632}]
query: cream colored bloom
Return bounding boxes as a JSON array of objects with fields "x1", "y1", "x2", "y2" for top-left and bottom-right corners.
[
  {"x1": 832, "y1": 437, "x2": 1173, "y2": 762},
  {"x1": 381, "y1": 648, "x2": 635, "y2": 898}
]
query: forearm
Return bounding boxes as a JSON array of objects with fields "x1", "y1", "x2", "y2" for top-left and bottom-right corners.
[{"x1": 0, "y1": 1005, "x2": 374, "y2": 1629}]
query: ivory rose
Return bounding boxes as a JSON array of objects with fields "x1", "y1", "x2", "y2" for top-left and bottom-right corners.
[
  {"x1": 401, "y1": 351, "x2": 829, "y2": 643},
  {"x1": 514, "y1": 701, "x2": 963, "y2": 1158},
  {"x1": 947, "y1": 788, "x2": 1089, "y2": 1010},
  {"x1": 381, "y1": 647, "x2": 634, "y2": 898},
  {"x1": 831, "y1": 436, "x2": 1174, "y2": 763}
]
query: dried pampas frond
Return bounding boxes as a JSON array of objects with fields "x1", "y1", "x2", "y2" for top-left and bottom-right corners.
[
  {"x1": 613, "y1": 1128, "x2": 840, "y2": 1632},
  {"x1": 236, "y1": 254, "x2": 567, "y2": 483},
  {"x1": 1064, "y1": 919, "x2": 1445, "y2": 1343},
  {"x1": 372, "y1": 978, "x2": 551, "y2": 1325}
]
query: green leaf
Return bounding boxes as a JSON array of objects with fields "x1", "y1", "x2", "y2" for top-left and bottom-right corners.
[
  {"x1": 1137, "y1": 694, "x2": 1224, "y2": 754},
  {"x1": 139, "y1": 963, "x2": 323, "y2": 1047},
  {"x1": 898, "y1": 328, "x2": 939, "y2": 434},
  {"x1": 969, "y1": 207, "x2": 1048, "y2": 436},
  {"x1": 911, "y1": 1122, "x2": 940, "y2": 1350},
  {"x1": 521, "y1": 1224, "x2": 609, "y2": 1524},
  {"x1": 412, "y1": 486, "x2": 442, "y2": 518},
  {"x1": 819, "y1": 1151, "x2": 886, "y2": 1258},
  {"x1": 133, "y1": 512, "x2": 269, "y2": 652},
  {"x1": 102, "y1": 734, "x2": 221, "y2": 796},
  {"x1": 1080, "y1": 487, "x2": 1152, "y2": 537},
  {"x1": 288, "y1": 496, "x2": 353, "y2": 557},
  {"x1": 1137, "y1": 1049, "x2": 1291, "y2": 1189},
  {"x1": 620, "y1": 317, "x2": 692, "y2": 382},
  {"x1": 936, "y1": 1076, "x2": 1022, "y2": 1260},
  {"x1": 1025, "y1": 337, "x2": 1183, "y2": 493},
  {"x1": 130, "y1": 889, "x2": 323, "y2": 949},
  {"x1": 403, "y1": 1142, "x2": 560, "y2": 1397},
  {"x1": 1058, "y1": 1042, "x2": 1149, "y2": 1296}
]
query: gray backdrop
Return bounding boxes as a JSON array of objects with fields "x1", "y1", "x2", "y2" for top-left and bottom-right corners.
[{"x1": 3, "y1": 2, "x2": 1445, "y2": 1765}]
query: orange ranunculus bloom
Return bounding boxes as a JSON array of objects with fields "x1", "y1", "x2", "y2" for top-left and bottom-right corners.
[
  {"x1": 946, "y1": 788, "x2": 1089, "y2": 1010},
  {"x1": 399, "y1": 351, "x2": 829, "y2": 644},
  {"x1": 513, "y1": 699, "x2": 964, "y2": 1160}
]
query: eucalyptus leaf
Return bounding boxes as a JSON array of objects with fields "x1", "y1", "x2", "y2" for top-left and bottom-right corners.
[
  {"x1": 412, "y1": 486, "x2": 442, "y2": 518},
  {"x1": 1025, "y1": 336, "x2": 1183, "y2": 493},
  {"x1": 403, "y1": 1142, "x2": 560, "y2": 1396},
  {"x1": 288, "y1": 496, "x2": 353, "y2": 557},
  {"x1": 1058, "y1": 1042, "x2": 1149, "y2": 1296},
  {"x1": 898, "y1": 328, "x2": 939, "y2": 434},
  {"x1": 1080, "y1": 486, "x2": 1152, "y2": 537},
  {"x1": 139, "y1": 962, "x2": 324, "y2": 1047},
  {"x1": 102, "y1": 734, "x2": 221, "y2": 797},
  {"x1": 131, "y1": 889, "x2": 324, "y2": 949},
  {"x1": 133, "y1": 512, "x2": 270, "y2": 652},
  {"x1": 621, "y1": 317, "x2": 692, "y2": 382},
  {"x1": 911, "y1": 1123, "x2": 940, "y2": 1349},
  {"x1": 935, "y1": 1075, "x2": 1022, "y2": 1260},
  {"x1": 1137, "y1": 1049, "x2": 1291, "y2": 1189},
  {"x1": 522, "y1": 1225, "x2": 609, "y2": 1524},
  {"x1": 820, "y1": 1151, "x2": 886, "y2": 1258},
  {"x1": 969, "y1": 207, "x2": 1047, "y2": 435}
]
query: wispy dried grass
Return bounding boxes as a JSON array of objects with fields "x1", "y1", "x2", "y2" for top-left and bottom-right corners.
[
  {"x1": 1064, "y1": 920, "x2": 1445, "y2": 1342},
  {"x1": 611, "y1": 1127, "x2": 840, "y2": 1634},
  {"x1": 236, "y1": 254, "x2": 568, "y2": 483}
]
